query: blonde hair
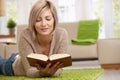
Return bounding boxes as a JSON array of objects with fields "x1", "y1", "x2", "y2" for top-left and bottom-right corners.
[{"x1": 29, "y1": 0, "x2": 58, "y2": 32}]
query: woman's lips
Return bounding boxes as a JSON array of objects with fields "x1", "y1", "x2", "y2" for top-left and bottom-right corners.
[{"x1": 41, "y1": 28, "x2": 48, "y2": 32}]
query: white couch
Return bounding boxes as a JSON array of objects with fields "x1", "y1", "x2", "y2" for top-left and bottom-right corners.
[
  {"x1": 59, "y1": 22, "x2": 97, "y2": 59},
  {"x1": 0, "y1": 22, "x2": 120, "y2": 68}
]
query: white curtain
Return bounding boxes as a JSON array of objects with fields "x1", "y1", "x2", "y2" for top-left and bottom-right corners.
[
  {"x1": 0, "y1": 0, "x2": 115, "y2": 38},
  {"x1": 17, "y1": 0, "x2": 36, "y2": 25},
  {"x1": 104, "y1": 0, "x2": 114, "y2": 38},
  {"x1": 81, "y1": 0, "x2": 114, "y2": 38}
]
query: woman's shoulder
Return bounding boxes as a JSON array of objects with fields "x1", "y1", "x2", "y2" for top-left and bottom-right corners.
[
  {"x1": 20, "y1": 27, "x2": 35, "y2": 40},
  {"x1": 20, "y1": 28, "x2": 32, "y2": 37},
  {"x1": 54, "y1": 27, "x2": 68, "y2": 39},
  {"x1": 55, "y1": 27, "x2": 68, "y2": 34}
]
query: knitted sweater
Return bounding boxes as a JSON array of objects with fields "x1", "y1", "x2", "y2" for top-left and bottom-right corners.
[{"x1": 12, "y1": 27, "x2": 69, "y2": 77}]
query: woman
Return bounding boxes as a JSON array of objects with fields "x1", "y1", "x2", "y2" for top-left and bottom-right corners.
[{"x1": 0, "y1": 0, "x2": 69, "y2": 77}]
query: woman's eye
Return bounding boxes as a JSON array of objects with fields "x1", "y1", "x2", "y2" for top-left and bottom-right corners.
[
  {"x1": 36, "y1": 17, "x2": 42, "y2": 22},
  {"x1": 46, "y1": 16, "x2": 51, "y2": 21},
  {"x1": 36, "y1": 19, "x2": 41, "y2": 22},
  {"x1": 46, "y1": 18, "x2": 51, "y2": 21}
]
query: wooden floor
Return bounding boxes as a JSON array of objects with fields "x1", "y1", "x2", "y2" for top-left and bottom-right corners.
[
  {"x1": 98, "y1": 69, "x2": 120, "y2": 80},
  {"x1": 63, "y1": 60, "x2": 100, "y2": 69},
  {"x1": 63, "y1": 60, "x2": 120, "y2": 80}
]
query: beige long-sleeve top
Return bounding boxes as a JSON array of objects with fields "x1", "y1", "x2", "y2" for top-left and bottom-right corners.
[{"x1": 12, "y1": 27, "x2": 69, "y2": 77}]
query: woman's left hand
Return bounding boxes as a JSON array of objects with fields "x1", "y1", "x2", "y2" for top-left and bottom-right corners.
[{"x1": 35, "y1": 62, "x2": 63, "y2": 77}]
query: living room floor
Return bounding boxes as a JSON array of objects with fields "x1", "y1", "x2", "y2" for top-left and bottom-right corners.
[
  {"x1": 63, "y1": 60, "x2": 120, "y2": 80},
  {"x1": 63, "y1": 60, "x2": 100, "y2": 70}
]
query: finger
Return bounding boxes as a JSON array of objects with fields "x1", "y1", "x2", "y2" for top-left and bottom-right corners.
[
  {"x1": 35, "y1": 64, "x2": 42, "y2": 70},
  {"x1": 46, "y1": 63, "x2": 52, "y2": 68},
  {"x1": 44, "y1": 63, "x2": 52, "y2": 71},
  {"x1": 51, "y1": 62, "x2": 60, "y2": 71},
  {"x1": 50, "y1": 62, "x2": 62, "y2": 75},
  {"x1": 35, "y1": 64, "x2": 39, "y2": 69},
  {"x1": 58, "y1": 62, "x2": 63, "y2": 68},
  {"x1": 54, "y1": 62, "x2": 63, "y2": 70},
  {"x1": 51, "y1": 62, "x2": 60, "y2": 69}
]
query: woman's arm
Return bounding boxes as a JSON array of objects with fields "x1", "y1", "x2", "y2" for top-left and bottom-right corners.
[
  {"x1": 53, "y1": 28, "x2": 69, "y2": 76},
  {"x1": 57, "y1": 28, "x2": 69, "y2": 54},
  {"x1": 18, "y1": 33, "x2": 41, "y2": 77}
]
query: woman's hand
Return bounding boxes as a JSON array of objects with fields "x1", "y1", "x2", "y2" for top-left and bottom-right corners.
[{"x1": 35, "y1": 62, "x2": 63, "y2": 77}]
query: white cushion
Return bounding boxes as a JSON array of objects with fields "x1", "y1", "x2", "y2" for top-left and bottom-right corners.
[{"x1": 68, "y1": 43, "x2": 97, "y2": 59}]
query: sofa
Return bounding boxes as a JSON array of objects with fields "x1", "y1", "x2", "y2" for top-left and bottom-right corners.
[{"x1": 0, "y1": 22, "x2": 120, "y2": 68}]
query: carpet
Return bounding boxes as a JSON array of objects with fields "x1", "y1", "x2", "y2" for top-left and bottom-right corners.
[{"x1": 0, "y1": 68, "x2": 103, "y2": 80}]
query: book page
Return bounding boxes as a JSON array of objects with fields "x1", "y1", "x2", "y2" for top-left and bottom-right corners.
[
  {"x1": 49, "y1": 54, "x2": 70, "y2": 61},
  {"x1": 27, "y1": 53, "x2": 48, "y2": 61}
]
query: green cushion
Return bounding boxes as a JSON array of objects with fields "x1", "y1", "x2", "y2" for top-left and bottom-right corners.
[
  {"x1": 71, "y1": 39, "x2": 97, "y2": 45},
  {"x1": 72, "y1": 19, "x2": 100, "y2": 45}
]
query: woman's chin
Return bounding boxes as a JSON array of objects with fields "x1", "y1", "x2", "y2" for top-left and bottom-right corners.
[{"x1": 40, "y1": 32, "x2": 51, "y2": 36}]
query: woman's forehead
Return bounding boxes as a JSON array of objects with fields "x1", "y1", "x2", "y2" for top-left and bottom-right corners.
[{"x1": 38, "y1": 9, "x2": 53, "y2": 17}]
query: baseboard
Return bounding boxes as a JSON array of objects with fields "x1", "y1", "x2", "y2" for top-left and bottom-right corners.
[
  {"x1": 101, "y1": 64, "x2": 120, "y2": 69},
  {"x1": 72, "y1": 58, "x2": 98, "y2": 62}
]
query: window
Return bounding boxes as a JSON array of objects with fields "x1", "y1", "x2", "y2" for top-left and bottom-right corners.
[
  {"x1": 0, "y1": 0, "x2": 18, "y2": 34},
  {"x1": 1, "y1": 0, "x2": 118, "y2": 38},
  {"x1": 57, "y1": 0, "x2": 76, "y2": 22},
  {"x1": 92, "y1": 0, "x2": 105, "y2": 38},
  {"x1": 93, "y1": 0, "x2": 120, "y2": 38},
  {"x1": 6, "y1": 0, "x2": 18, "y2": 23},
  {"x1": 113, "y1": 0, "x2": 120, "y2": 37}
]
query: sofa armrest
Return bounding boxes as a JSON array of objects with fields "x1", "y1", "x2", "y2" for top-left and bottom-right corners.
[
  {"x1": 98, "y1": 38, "x2": 120, "y2": 64},
  {"x1": 0, "y1": 44, "x2": 6, "y2": 58},
  {"x1": 5, "y1": 44, "x2": 18, "y2": 59}
]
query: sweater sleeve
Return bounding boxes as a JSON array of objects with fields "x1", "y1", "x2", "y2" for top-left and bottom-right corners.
[
  {"x1": 53, "y1": 28, "x2": 69, "y2": 76},
  {"x1": 18, "y1": 33, "x2": 41, "y2": 78},
  {"x1": 57, "y1": 28, "x2": 69, "y2": 54}
]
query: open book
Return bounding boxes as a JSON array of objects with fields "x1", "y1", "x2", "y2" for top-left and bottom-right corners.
[{"x1": 26, "y1": 53, "x2": 72, "y2": 68}]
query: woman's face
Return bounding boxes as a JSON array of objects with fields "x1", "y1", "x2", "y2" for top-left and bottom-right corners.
[{"x1": 35, "y1": 9, "x2": 54, "y2": 36}]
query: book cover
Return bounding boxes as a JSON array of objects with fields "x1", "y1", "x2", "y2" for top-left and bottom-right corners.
[{"x1": 27, "y1": 53, "x2": 72, "y2": 68}]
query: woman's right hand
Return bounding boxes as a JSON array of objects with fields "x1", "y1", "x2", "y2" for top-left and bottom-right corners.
[{"x1": 35, "y1": 62, "x2": 63, "y2": 77}]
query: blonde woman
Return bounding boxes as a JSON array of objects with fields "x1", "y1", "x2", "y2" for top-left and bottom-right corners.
[{"x1": 0, "y1": 0, "x2": 69, "y2": 77}]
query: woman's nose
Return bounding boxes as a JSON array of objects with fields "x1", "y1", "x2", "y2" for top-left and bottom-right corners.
[{"x1": 41, "y1": 20, "x2": 47, "y2": 27}]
